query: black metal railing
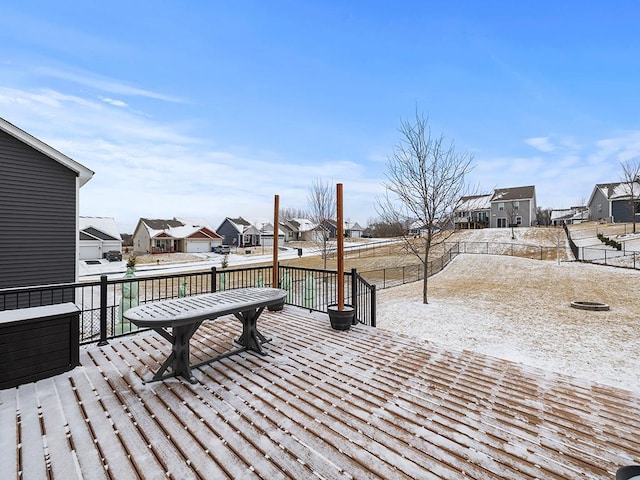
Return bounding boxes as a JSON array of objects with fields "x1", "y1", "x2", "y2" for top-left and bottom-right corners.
[
  {"x1": 209, "y1": 264, "x2": 375, "y2": 326},
  {"x1": 276, "y1": 265, "x2": 376, "y2": 326},
  {"x1": 0, "y1": 265, "x2": 376, "y2": 345}
]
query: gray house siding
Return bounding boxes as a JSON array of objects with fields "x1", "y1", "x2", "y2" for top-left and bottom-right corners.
[
  {"x1": 588, "y1": 189, "x2": 610, "y2": 221},
  {"x1": 0, "y1": 129, "x2": 77, "y2": 290},
  {"x1": 490, "y1": 199, "x2": 533, "y2": 228},
  {"x1": 611, "y1": 200, "x2": 635, "y2": 223},
  {"x1": 216, "y1": 219, "x2": 242, "y2": 247}
]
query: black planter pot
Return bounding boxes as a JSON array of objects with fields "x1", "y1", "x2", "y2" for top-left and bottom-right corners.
[
  {"x1": 617, "y1": 465, "x2": 640, "y2": 480},
  {"x1": 327, "y1": 304, "x2": 354, "y2": 331}
]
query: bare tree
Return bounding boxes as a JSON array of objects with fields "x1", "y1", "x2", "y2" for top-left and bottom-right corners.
[
  {"x1": 368, "y1": 217, "x2": 407, "y2": 237},
  {"x1": 536, "y1": 207, "x2": 552, "y2": 226},
  {"x1": 279, "y1": 207, "x2": 309, "y2": 221},
  {"x1": 505, "y1": 203, "x2": 520, "y2": 239},
  {"x1": 307, "y1": 178, "x2": 336, "y2": 269},
  {"x1": 621, "y1": 159, "x2": 640, "y2": 233},
  {"x1": 377, "y1": 111, "x2": 474, "y2": 304}
]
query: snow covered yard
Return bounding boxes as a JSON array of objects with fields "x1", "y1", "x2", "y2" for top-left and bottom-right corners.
[{"x1": 377, "y1": 253, "x2": 640, "y2": 392}]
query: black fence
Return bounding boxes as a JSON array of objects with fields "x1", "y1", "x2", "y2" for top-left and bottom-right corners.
[
  {"x1": 0, "y1": 265, "x2": 376, "y2": 345},
  {"x1": 443, "y1": 240, "x2": 562, "y2": 260},
  {"x1": 563, "y1": 223, "x2": 580, "y2": 260},
  {"x1": 357, "y1": 238, "x2": 569, "y2": 290},
  {"x1": 564, "y1": 223, "x2": 640, "y2": 269},
  {"x1": 358, "y1": 243, "x2": 460, "y2": 289}
]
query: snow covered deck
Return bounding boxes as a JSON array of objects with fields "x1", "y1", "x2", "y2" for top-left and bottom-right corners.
[{"x1": 2, "y1": 306, "x2": 639, "y2": 479}]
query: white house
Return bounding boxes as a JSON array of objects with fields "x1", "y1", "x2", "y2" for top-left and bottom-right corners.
[
  {"x1": 79, "y1": 216, "x2": 122, "y2": 260},
  {"x1": 550, "y1": 207, "x2": 589, "y2": 226}
]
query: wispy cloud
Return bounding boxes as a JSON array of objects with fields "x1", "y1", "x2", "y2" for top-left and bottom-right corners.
[
  {"x1": 473, "y1": 129, "x2": 640, "y2": 208},
  {"x1": 0, "y1": 85, "x2": 382, "y2": 231},
  {"x1": 593, "y1": 131, "x2": 640, "y2": 164},
  {"x1": 35, "y1": 65, "x2": 184, "y2": 103},
  {"x1": 100, "y1": 96, "x2": 128, "y2": 108},
  {"x1": 524, "y1": 136, "x2": 555, "y2": 153}
]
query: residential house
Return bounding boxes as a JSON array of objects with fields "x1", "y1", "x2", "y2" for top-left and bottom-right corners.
[
  {"x1": 316, "y1": 220, "x2": 368, "y2": 239},
  {"x1": 489, "y1": 185, "x2": 537, "y2": 228},
  {"x1": 0, "y1": 117, "x2": 94, "y2": 294},
  {"x1": 79, "y1": 216, "x2": 122, "y2": 260},
  {"x1": 454, "y1": 194, "x2": 492, "y2": 229},
  {"x1": 320, "y1": 220, "x2": 338, "y2": 239},
  {"x1": 254, "y1": 221, "x2": 286, "y2": 247},
  {"x1": 453, "y1": 186, "x2": 537, "y2": 229},
  {"x1": 408, "y1": 218, "x2": 451, "y2": 237},
  {"x1": 283, "y1": 218, "x2": 317, "y2": 242},
  {"x1": 279, "y1": 222, "x2": 296, "y2": 242},
  {"x1": 550, "y1": 207, "x2": 589, "y2": 226},
  {"x1": 408, "y1": 220, "x2": 428, "y2": 237},
  {"x1": 588, "y1": 180, "x2": 640, "y2": 223},
  {"x1": 344, "y1": 221, "x2": 364, "y2": 238},
  {"x1": 216, "y1": 217, "x2": 261, "y2": 247},
  {"x1": 132, "y1": 218, "x2": 222, "y2": 254}
]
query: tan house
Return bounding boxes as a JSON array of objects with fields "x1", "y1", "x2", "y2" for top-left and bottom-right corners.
[{"x1": 132, "y1": 218, "x2": 222, "y2": 254}]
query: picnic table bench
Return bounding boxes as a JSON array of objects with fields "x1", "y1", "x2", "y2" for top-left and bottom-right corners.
[{"x1": 123, "y1": 287, "x2": 287, "y2": 383}]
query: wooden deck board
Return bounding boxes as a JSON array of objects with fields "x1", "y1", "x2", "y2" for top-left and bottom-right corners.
[
  {"x1": 2, "y1": 306, "x2": 639, "y2": 479},
  {"x1": 0, "y1": 385, "x2": 19, "y2": 479},
  {"x1": 15, "y1": 383, "x2": 48, "y2": 480},
  {"x1": 50, "y1": 374, "x2": 109, "y2": 480}
]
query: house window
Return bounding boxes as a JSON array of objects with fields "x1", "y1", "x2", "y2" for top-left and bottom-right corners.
[
  {"x1": 513, "y1": 201, "x2": 519, "y2": 211},
  {"x1": 516, "y1": 216, "x2": 522, "y2": 225},
  {"x1": 597, "y1": 204, "x2": 602, "y2": 212},
  {"x1": 478, "y1": 212, "x2": 488, "y2": 222},
  {"x1": 498, "y1": 202, "x2": 505, "y2": 211},
  {"x1": 497, "y1": 218, "x2": 507, "y2": 228}
]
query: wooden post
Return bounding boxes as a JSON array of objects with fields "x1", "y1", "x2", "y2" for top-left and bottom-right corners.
[
  {"x1": 273, "y1": 194, "x2": 279, "y2": 288},
  {"x1": 336, "y1": 183, "x2": 344, "y2": 310}
]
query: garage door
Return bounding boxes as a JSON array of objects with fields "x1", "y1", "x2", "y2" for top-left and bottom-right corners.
[
  {"x1": 186, "y1": 241, "x2": 211, "y2": 253},
  {"x1": 80, "y1": 244, "x2": 101, "y2": 260}
]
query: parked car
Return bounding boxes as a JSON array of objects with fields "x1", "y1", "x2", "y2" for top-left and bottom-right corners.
[
  {"x1": 103, "y1": 250, "x2": 123, "y2": 262},
  {"x1": 214, "y1": 245, "x2": 230, "y2": 254}
]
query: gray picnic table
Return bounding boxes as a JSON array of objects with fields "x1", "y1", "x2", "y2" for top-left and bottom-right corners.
[{"x1": 123, "y1": 287, "x2": 287, "y2": 383}]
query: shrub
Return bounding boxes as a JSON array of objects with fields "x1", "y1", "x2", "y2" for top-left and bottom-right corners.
[{"x1": 598, "y1": 234, "x2": 622, "y2": 250}]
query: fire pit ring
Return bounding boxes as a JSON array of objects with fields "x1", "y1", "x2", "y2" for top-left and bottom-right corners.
[{"x1": 570, "y1": 301, "x2": 610, "y2": 311}]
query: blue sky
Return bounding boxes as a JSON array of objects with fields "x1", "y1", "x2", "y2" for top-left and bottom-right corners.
[{"x1": 2, "y1": 1, "x2": 640, "y2": 233}]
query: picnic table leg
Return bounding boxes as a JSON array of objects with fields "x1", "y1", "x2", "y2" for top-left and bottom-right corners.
[
  {"x1": 148, "y1": 323, "x2": 202, "y2": 383},
  {"x1": 234, "y1": 306, "x2": 271, "y2": 355},
  {"x1": 172, "y1": 323, "x2": 200, "y2": 383}
]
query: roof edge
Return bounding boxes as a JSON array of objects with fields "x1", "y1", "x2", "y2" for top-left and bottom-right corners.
[{"x1": 0, "y1": 117, "x2": 94, "y2": 187}]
